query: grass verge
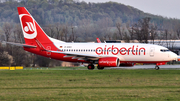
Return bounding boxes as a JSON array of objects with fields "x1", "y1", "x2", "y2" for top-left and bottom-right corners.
[{"x1": 0, "y1": 70, "x2": 180, "y2": 101}]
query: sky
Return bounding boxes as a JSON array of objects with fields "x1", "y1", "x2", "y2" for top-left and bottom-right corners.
[{"x1": 80, "y1": 0, "x2": 180, "y2": 19}]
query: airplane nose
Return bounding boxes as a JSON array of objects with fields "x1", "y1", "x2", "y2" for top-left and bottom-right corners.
[{"x1": 170, "y1": 52, "x2": 178, "y2": 61}]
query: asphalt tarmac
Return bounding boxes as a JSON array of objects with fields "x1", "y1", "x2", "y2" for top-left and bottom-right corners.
[{"x1": 110, "y1": 65, "x2": 180, "y2": 70}]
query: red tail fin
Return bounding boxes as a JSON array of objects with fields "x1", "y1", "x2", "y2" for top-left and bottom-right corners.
[{"x1": 17, "y1": 7, "x2": 52, "y2": 45}]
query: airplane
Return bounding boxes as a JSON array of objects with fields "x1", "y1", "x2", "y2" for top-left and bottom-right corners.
[{"x1": 7, "y1": 7, "x2": 178, "y2": 70}]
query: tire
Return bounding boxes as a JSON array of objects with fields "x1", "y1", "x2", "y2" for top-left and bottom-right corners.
[
  {"x1": 97, "y1": 66, "x2": 104, "y2": 70},
  {"x1": 87, "y1": 64, "x2": 94, "y2": 70},
  {"x1": 155, "y1": 66, "x2": 159, "y2": 70}
]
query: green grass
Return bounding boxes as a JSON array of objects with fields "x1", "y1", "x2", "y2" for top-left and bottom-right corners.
[{"x1": 0, "y1": 70, "x2": 180, "y2": 101}]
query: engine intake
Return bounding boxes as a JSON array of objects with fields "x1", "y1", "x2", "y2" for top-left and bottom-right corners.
[{"x1": 98, "y1": 57, "x2": 119, "y2": 67}]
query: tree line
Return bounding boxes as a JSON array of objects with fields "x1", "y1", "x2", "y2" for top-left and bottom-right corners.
[{"x1": 0, "y1": 0, "x2": 179, "y2": 27}]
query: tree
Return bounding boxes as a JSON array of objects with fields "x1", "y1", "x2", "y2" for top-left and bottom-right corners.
[
  {"x1": 133, "y1": 17, "x2": 151, "y2": 43},
  {"x1": 149, "y1": 24, "x2": 157, "y2": 44},
  {"x1": 127, "y1": 25, "x2": 135, "y2": 41},
  {"x1": 55, "y1": 22, "x2": 63, "y2": 40},
  {"x1": 0, "y1": 51, "x2": 13, "y2": 66},
  {"x1": 2, "y1": 22, "x2": 13, "y2": 42},
  {"x1": 116, "y1": 17, "x2": 123, "y2": 40},
  {"x1": 36, "y1": 55, "x2": 51, "y2": 67},
  {"x1": 13, "y1": 24, "x2": 24, "y2": 43},
  {"x1": 177, "y1": 29, "x2": 180, "y2": 39},
  {"x1": 175, "y1": 24, "x2": 180, "y2": 39},
  {"x1": 69, "y1": 23, "x2": 77, "y2": 42}
]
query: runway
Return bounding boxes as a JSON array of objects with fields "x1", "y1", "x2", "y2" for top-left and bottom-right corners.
[{"x1": 110, "y1": 65, "x2": 180, "y2": 70}]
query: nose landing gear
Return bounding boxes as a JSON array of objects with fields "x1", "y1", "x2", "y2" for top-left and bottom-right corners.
[{"x1": 155, "y1": 65, "x2": 160, "y2": 70}]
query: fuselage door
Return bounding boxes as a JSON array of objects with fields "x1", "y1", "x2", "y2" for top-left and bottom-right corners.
[{"x1": 150, "y1": 47, "x2": 155, "y2": 57}]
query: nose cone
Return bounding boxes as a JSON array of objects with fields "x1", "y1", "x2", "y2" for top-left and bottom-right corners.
[{"x1": 170, "y1": 52, "x2": 178, "y2": 61}]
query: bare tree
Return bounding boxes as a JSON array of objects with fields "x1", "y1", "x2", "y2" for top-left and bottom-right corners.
[
  {"x1": 116, "y1": 22, "x2": 123, "y2": 40},
  {"x1": 177, "y1": 29, "x2": 180, "y2": 39},
  {"x1": 68, "y1": 23, "x2": 77, "y2": 42},
  {"x1": 55, "y1": 23, "x2": 62, "y2": 40},
  {"x1": 149, "y1": 24, "x2": 157, "y2": 44},
  {"x1": 140, "y1": 17, "x2": 151, "y2": 43},
  {"x1": 175, "y1": 24, "x2": 180, "y2": 39},
  {"x1": 46, "y1": 24, "x2": 56, "y2": 38},
  {"x1": 77, "y1": 19, "x2": 92, "y2": 41},
  {"x1": 13, "y1": 24, "x2": 24, "y2": 43},
  {"x1": 165, "y1": 29, "x2": 168, "y2": 40},
  {"x1": 127, "y1": 23, "x2": 135, "y2": 41},
  {"x1": 133, "y1": 24, "x2": 143, "y2": 43},
  {"x1": 62, "y1": 24, "x2": 69, "y2": 42},
  {"x1": 133, "y1": 17, "x2": 151, "y2": 43},
  {"x1": 3, "y1": 22, "x2": 13, "y2": 42},
  {"x1": 0, "y1": 51, "x2": 13, "y2": 66}
]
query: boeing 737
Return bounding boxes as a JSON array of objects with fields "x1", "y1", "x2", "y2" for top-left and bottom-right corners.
[{"x1": 7, "y1": 7, "x2": 178, "y2": 70}]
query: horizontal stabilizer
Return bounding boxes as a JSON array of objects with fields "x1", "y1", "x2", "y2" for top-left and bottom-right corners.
[{"x1": 6, "y1": 42, "x2": 37, "y2": 48}]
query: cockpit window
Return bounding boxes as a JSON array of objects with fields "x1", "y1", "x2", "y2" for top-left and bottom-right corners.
[{"x1": 160, "y1": 49, "x2": 170, "y2": 52}]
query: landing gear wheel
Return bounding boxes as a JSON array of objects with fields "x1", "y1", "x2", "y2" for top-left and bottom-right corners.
[
  {"x1": 155, "y1": 66, "x2": 160, "y2": 70},
  {"x1": 87, "y1": 64, "x2": 94, "y2": 70},
  {"x1": 97, "y1": 66, "x2": 104, "y2": 70}
]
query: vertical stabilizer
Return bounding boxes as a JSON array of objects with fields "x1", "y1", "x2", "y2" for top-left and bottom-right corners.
[{"x1": 17, "y1": 7, "x2": 65, "y2": 46}]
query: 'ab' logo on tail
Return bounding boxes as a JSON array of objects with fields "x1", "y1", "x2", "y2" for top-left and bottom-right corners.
[
  {"x1": 20, "y1": 14, "x2": 37, "y2": 39},
  {"x1": 24, "y1": 22, "x2": 35, "y2": 33}
]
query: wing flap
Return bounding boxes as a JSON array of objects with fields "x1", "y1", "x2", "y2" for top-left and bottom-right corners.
[{"x1": 50, "y1": 51, "x2": 101, "y2": 61}]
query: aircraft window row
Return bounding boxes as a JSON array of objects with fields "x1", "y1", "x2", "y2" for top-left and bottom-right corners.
[
  {"x1": 59, "y1": 49, "x2": 145, "y2": 52},
  {"x1": 160, "y1": 49, "x2": 170, "y2": 52},
  {"x1": 60, "y1": 49, "x2": 96, "y2": 52}
]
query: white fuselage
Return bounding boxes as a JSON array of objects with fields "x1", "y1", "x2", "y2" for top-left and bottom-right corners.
[{"x1": 53, "y1": 43, "x2": 177, "y2": 63}]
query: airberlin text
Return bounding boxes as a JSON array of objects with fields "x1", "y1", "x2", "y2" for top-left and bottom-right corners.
[{"x1": 95, "y1": 45, "x2": 145, "y2": 55}]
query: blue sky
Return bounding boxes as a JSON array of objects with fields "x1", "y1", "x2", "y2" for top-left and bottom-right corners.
[{"x1": 81, "y1": 0, "x2": 180, "y2": 19}]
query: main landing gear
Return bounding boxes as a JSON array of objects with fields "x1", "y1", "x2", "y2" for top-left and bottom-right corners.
[
  {"x1": 97, "y1": 65, "x2": 104, "y2": 70},
  {"x1": 87, "y1": 64, "x2": 95, "y2": 70},
  {"x1": 155, "y1": 65, "x2": 160, "y2": 70},
  {"x1": 87, "y1": 64, "x2": 104, "y2": 70}
]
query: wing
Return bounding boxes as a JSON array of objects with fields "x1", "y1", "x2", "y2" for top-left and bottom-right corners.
[{"x1": 50, "y1": 51, "x2": 111, "y2": 61}]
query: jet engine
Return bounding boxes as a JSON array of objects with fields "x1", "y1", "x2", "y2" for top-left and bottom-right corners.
[{"x1": 98, "y1": 57, "x2": 119, "y2": 67}]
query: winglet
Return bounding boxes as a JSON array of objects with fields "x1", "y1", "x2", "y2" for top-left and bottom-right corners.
[{"x1": 96, "y1": 38, "x2": 101, "y2": 43}]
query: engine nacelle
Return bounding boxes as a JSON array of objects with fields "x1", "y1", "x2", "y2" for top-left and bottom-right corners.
[{"x1": 98, "y1": 57, "x2": 119, "y2": 67}]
